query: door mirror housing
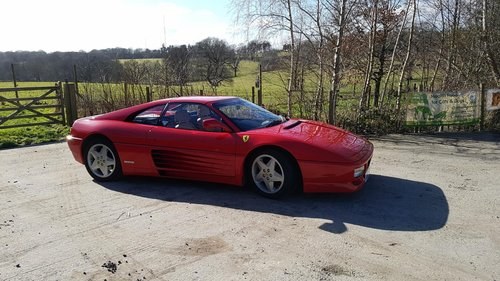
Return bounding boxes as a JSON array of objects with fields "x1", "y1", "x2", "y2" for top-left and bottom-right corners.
[{"x1": 202, "y1": 118, "x2": 232, "y2": 132}]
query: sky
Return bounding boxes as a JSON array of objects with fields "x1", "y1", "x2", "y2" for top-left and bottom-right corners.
[{"x1": 0, "y1": 0, "x2": 248, "y2": 52}]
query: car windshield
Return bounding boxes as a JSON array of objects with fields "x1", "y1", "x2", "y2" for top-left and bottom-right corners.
[{"x1": 213, "y1": 98, "x2": 285, "y2": 131}]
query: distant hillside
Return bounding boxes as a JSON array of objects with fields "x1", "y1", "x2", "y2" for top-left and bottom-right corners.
[{"x1": 0, "y1": 48, "x2": 162, "y2": 82}]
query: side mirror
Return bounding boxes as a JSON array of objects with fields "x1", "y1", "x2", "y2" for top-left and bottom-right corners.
[{"x1": 202, "y1": 118, "x2": 231, "y2": 132}]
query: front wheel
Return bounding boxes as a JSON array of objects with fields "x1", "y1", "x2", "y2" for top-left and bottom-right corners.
[
  {"x1": 247, "y1": 149, "x2": 299, "y2": 198},
  {"x1": 84, "y1": 139, "x2": 122, "y2": 181}
]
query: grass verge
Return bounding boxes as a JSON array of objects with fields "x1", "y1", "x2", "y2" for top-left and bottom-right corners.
[{"x1": 0, "y1": 124, "x2": 69, "y2": 149}]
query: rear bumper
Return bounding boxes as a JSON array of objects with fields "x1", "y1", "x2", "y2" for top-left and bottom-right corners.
[{"x1": 66, "y1": 135, "x2": 84, "y2": 164}]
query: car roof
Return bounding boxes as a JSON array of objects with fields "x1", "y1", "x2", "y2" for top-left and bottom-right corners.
[
  {"x1": 91, "y1": 96, "x2": 240, "y2": 121},
  {"x1": 161, "y1": 96, "x2": 238, "y2": 104}
]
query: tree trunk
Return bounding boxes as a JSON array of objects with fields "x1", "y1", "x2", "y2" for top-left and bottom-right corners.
[
  {"x1": 314, "y1": 53, "x2": 324, "y2": 121},
  {"x1": 329, "y1": 0, "x2": 348, "y2": 125},
  {"x1": 396, "y1": 0, "x2": 417, "y2": 111},
  {"x1": 442, "y1": 0, "x2": 460, "y2": 90},
  {"x1": 482, "y1": 0, "x2": 500, "y2": 86},
  {"x1": 381, "y1": 0, "x2": 410, "y2": 107},
  {"x1": 373, "y1": 31, "x2": 387, "y2": 107},
  {"x1": 429, "y1": 0, "x2": 446, "y2": 91},
  {"x1": 314, "y1": 0, "x2": 325, "y2": 121},
  {"x1": 359, "y1": 0, "x2": 379, "y2": 112},
  {"x1": 286, "y1": 0, "x2": 296, "y2": 118}
]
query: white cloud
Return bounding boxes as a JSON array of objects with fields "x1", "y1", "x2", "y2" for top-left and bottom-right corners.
[{"x1": 0, "y1": 0, "x2": 235, "y2": 52}]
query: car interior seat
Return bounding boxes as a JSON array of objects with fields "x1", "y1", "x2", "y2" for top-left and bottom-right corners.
[
  {"x1": 174, "y1": 110, "x2": 197, "y2": 130},
  {"x1": 197, "y1": 106, "x2": 212, "y2": 128}
]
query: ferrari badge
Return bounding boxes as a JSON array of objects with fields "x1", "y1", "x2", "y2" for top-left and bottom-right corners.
[{"x1": 242, "y1": 135, "x2": 250, "y2": 143}]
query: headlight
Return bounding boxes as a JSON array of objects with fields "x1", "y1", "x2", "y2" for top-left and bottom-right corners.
[{"x1": 354, "y1": 166, "x2": 365, "y2": 178}]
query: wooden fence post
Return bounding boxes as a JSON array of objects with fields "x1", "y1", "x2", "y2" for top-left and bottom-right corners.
[
  {"x1": 11, "y1": 64, "x2": 18, "y2": 99},
  {"x1": 251, "y1": 86, "x2": 255, "y2": 103},
  {"x1": 56, "y1": 82, "x2": 66, "y2": 126},
  {"x1": 73, "y1": 64, "x2": 81, "y2": 98},
  {"x1": 480, "y1": 83, "x2": 485, "y2": 131},
  {"x1": 64, "y1": 82, "x2": 78, "y2": 126},
  {"x1": 258, "y1": 64, "x2": 263, "y2": 106},
  {"x1": 146, "y1": 86, "x2": 152, "y2": 102},
  {"x1": 124, "y1": 83, "x2": 129, "y2": 106}
]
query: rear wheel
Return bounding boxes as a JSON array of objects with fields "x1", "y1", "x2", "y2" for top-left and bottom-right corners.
[
  {"x1": 247, "y1": 149, "x2": 299, "y2": 198},
  {"x1": 84, "y1": 138, "x2": 122, "y2": 181}
]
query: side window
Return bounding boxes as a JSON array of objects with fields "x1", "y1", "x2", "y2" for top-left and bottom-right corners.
[
  {"x1": 161, "y1": 103, "x2": 221, "y2": 131},
  {"x1": 195, "y1": 104, "x2": 219, "y2": 126},
  {"x1": 132, "y1": 104, "x2": 166, "y2": 125}
]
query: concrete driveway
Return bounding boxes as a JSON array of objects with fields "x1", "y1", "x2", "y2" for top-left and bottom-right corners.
[{"x1": 0, "y1": 133, "x2": 499, "y2": 280}]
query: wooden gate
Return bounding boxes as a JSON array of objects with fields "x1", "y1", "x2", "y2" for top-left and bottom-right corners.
[{"x1": 0, "y1": 83, "x2": 76, "y2": 129}]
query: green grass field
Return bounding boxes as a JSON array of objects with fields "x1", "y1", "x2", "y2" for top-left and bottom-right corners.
[
  {"x1": 0, "y1": 81, "x2": 69, "y2": 149},
  {"x1": 0, "y1": 59, "x2": 416, "y2": 148}
]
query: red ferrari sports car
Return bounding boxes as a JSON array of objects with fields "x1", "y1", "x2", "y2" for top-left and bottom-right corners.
[{"x1": 67, "y1": 96, "x2": 373, "y2": 198}]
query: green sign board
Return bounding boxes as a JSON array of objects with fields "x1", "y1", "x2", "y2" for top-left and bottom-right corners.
[{"x1": 405, "y1": 92, "x2": 480, "y2": 126}]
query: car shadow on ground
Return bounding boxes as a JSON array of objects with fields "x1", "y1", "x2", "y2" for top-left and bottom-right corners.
[
  {"x1": 371, "y1": 132, "x2": 500, "y2": 161},
  {"x1": 422, "y1": 132, "x2": 500, "y2": 143},
  {"x1": 372, "y1": 132, "x2": 500, "y2": 149},
  {"x1": 98, "y1": 174, "x2": 449, "y2": 234},
  {"x1": 372, "y1": 132, "x2": 500, "y2": 143}
]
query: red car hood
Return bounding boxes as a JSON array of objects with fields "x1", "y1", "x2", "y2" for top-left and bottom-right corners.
[{"x1": 274, "y1": 120, "x2": 373, "y2": 163}]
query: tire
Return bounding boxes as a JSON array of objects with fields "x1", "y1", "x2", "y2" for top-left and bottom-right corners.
[
  {"x1": 83, "y1": 138, "x2": 122, "y2": 181},
  {"x1": 247, "y1": 149, "x2": 299, "y2": 198}
]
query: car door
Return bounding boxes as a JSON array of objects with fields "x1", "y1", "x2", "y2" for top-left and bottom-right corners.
[
  {"x1": 112, "y1": 104, "x2": 166, "y2": 176},
  {"x1": 147, "y1": 103, "x2": 238, "y2": 183}
]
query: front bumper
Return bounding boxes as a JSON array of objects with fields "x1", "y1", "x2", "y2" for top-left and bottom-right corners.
[
  {"x1": 66, "y1": 135, "x2": 84, "y2": 164},
  {"x1": 299, "y1": 156, "x2": 372, "y2": 193}
]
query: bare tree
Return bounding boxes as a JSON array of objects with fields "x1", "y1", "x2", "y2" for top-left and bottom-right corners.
[
  {"x1": 122, "y1": 60, "x2": 148, "y2": 84},
  {"x1": 162, "y1": 45, "x2": 192, "y2": 95},
  {"x1": 359, "y1": 0, "x2": 379, "y2": 112},
  {"x1": 229, "y1": 49, "x2": 241, "y2": 77},
  {"x1": 285, "y1": 0, "x2": 298, "y2": 117},
  {"x1": 381, "y1": 0, "x2": 410, "y2": 106},
  {"x1": 329, "y1": 0, "x2": 353, "y2": 124},
  {"x1": 231, "y1": 0, "x2": 299, "y2": 117},
  {"x1": 371, "y1": 0, "x2": 403, "y2": 107},
  {"x1": 294, "y1": 0, "x2": 326, "y2": 120},
  {"x1": 442, "y1": 0, "x2": 460, "y2": 90},
  {"x1": 428, "y1": 0, "x2": 446, "y2": 92},
  {"x1": 396, "y1": 0, "x2": 417, "y2": 111},
  {"x1": 194, "y1": 38, "x2": 235, "y2": 93},
  {"x1": 482, "y1": 0, "x2": 500, "y2": 86}
]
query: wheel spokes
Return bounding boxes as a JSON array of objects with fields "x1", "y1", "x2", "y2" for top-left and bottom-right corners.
[
  {"x1": 268, "y1": 158, "x2": 277, "y2": 172},
  {"x1": 90, "y1": 161, "x2": 100, "y2": 171},
  {"x1": 89, "y1": 150, "x2": 98, "y2": 160},
  {"x1": 255, "y1": 171, "x2": 264, "y2": 182},
  {"x1": 252, "y1": 154, "x2": 285, "y2": 194},
  {"x1": 263, "y1": 178, "x2": 275, "y2": 192},
  {"x1": 256, "y1": 159, "x2": 268, "y2": 170},
  {"x1": 88, "y1": 144, "x2": 116, "y2": 178},
  {"x1": 105, "y1": 157, "x2": 115, "y2": 166},
  {"x1": 271, "y1": 170, "x2": 284, "y2": 183}
]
